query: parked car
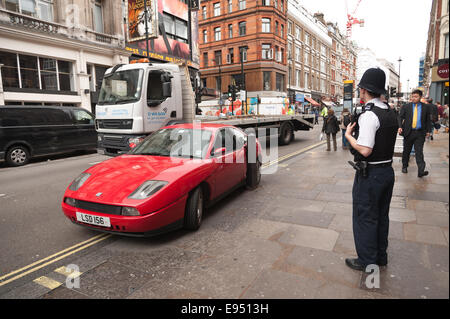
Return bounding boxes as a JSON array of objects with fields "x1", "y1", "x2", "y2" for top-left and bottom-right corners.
[
  {"x1": 62, "y1": 123, "x2": 262, "y2": 237},
  {"x1": 0, "y1": 105, "x2": 97, "y2": 167}
]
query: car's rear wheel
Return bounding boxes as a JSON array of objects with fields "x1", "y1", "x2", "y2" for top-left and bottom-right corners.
[
  {"x1": 184, "y1": 186, "x2": 204, "y2": 231},
  {"x1": 6, "y1": 145, "x2": 30, "y2": 167},
  {"x1": 246, "y1": 159, "x2": 261, "y2": 190}
]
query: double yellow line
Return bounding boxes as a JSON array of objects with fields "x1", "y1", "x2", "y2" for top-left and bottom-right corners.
[
  {"x1": 0, "y1": 233, "x2": 111, "y2": 287},
  {"x1": 262, "y1": 140, "x2": 327, "y2": 169}
]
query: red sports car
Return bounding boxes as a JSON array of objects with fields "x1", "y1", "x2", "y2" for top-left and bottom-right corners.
[{"x1": 62, "y1": 123, "x2": 262, "y2": 237}]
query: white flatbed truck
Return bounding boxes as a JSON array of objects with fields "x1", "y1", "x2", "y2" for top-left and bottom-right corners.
[{"x1": 95, "y1": 62, "x2": 315, "y2": 155}]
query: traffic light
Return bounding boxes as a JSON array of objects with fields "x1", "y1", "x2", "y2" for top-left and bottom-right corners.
[{"x1": 228, "y1": 85, "x2": 237, "y2": 101}]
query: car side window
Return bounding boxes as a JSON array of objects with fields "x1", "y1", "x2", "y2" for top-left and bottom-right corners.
[
  {"x1": 46, "y1": 109, "x2": 73, "y2": 125},
  {"x1": 73, "y1": 109, "x2": 94, "y2": 125},
  {"x1": 231, "y1": 128, "x2": 246, "y2": 150}
]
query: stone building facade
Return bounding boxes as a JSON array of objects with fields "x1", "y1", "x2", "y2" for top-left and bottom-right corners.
[{"x1": 0, "y1": 0, "x2": 130, "y2": 112}]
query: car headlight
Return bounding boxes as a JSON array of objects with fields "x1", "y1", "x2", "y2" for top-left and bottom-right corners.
[
  {"x1": 69, "y1": 173, "x2": 91, "y2": 191},
  {"x1": 64, "y1": 197, "x2": 77, "y2": 207},
  {"x1": 121, "y1": 207, "x2": 140, "y2": 216},
  {"x1": 128, "y1": 180, "x2": 168, "y2": 199}
]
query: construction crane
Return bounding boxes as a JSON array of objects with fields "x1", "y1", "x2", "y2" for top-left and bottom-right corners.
[{"x1": 346, "y1": 0, "x2": 364, "y2": 39}]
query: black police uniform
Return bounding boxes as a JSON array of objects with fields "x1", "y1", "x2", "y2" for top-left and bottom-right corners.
[{"x1": 350, "y1": 102, "x2": 398, "y2": 267}]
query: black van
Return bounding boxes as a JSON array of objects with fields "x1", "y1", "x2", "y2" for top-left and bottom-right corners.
[{"x1": 0, "y1": 106, "x2": 97, "y2": 167}]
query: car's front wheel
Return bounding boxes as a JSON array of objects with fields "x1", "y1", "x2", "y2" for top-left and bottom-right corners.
[
  {"x1": 6, "y1": 145, "x2": 30, "y2": 167},
  {"x1": 184, "y1": 186, "x2": 204, "y2": 231}
]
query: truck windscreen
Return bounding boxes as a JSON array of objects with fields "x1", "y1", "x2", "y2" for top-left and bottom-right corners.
[{"x1": 98, "y1": 69, "x2": 143, "y2": 105}]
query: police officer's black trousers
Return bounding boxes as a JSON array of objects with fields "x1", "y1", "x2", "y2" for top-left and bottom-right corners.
[
  {"x1": 352, "y1": 166, "x2": 395, "y2": 267},
  {"x1": 402, "y1": 130, "x2": 426, "y2": 173}
]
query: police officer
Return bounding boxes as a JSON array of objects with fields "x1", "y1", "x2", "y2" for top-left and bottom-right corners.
[{"x1": 344, "y1": 68, "x2": 399, "y2": 271}]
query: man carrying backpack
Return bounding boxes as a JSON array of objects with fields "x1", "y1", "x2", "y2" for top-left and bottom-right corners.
[{"x1": 340, "y1": 108, "x2": 352, "y2": 149}]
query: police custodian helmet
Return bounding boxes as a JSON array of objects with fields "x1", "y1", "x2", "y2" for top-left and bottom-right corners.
[{"x1": 358, "y1": 68, "x2": 387, "y2": 95}]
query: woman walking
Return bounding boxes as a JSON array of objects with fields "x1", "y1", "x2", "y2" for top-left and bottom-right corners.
[{"x1": 322, "y1": 109, "x2": 340, "y2": 151}]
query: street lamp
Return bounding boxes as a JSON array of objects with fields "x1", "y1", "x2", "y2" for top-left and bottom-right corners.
[
  {"x1": 407, "y1": 79, "x2": 410, "y2": 101},
  {"x1": 397, "y1": 57, "x2": 402, "y2": 107}
]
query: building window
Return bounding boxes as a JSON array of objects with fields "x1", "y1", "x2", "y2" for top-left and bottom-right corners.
[
  {"x1": 93, "y1": 0, "x2": 104, "y2": 33},
  {"x1": 202, "y1": 6, "x2": 206, "y2": 19},
  {"x1": 280, "y1": 24, "x2": 284, "y2": 38},
  {"x1": 445, "y1": 33, "x2": 449, "y2": 59},
  {"x1": 5, "y1": 0, "x2": 54, "y2": 21},
  {"x1": 214, "y1": 27, "x2": 221, "y2": 41},
  {"x1": 263, "y1": 0, "x2": 270, "y2": 5},
  {"x1": 203, "y1": 30, "x2": 207, "y2": 43},
  {"x1": 262, "y1": 18, "x2": 271, "y2": 33},
  {"x1": 213, "y1": 2, "x2": 221, "y2": 16},
  {"x1": 239, "y1": 21, "x2": 246, "y2": 36},
  {"x1": 276, "y1": 73, "x2": 284, "y2": 92},
  {"x1": 203, "y1": 52, "x2": 208, "y2": 67},
  {"x1": 274, "y1": 0, "x2": 277, "y2": 9},
  {"x1": 228, "y1": 0, "x2": 233, "y2": 13},
  {"x1": 263, "y1": 71, "x2": 271, "y2": 91},
  {"x1": 262, "y1": 44, "x2": 272, "y2": 60},
  {"x1": 215, "y1": 76, "x2": 221, "y2": 92},
  {"x1": 296, "y1": 26, "x2": 301, "y2": 41},
  {"x1": 239, "y1": 47, "x2": 248, "y2": 62},
  {"x1": 288, "y1": 21, "x2": 292, "y2": 35},
  {"x1": 214, "y1": 50, "x2": 222, "y2": 65},
  {"x1": 227, "y1": 48, "x2": 234, "y2": 64},
  {"x1": 296, "y1": 69, "x2": 301, "y2": 87},
  {"x1": 275, "y1": 21, "x2": 279, "y2": 35},
  {"x1": 164, "y1": 12, "x2": 188, "y2": 43},
  {"x1": 228, "y1": 24, "x2": 233, "y2": 38},
  {"x1": 304, "y1": 50, "x2": 309, "y2": 65},
  {"x1": 295, "y1": 46, "x2": 300, "y2": 62},
  {"x1": 304, "y1": 72, "x2": 309, "y2": 89},
  {"x1": 280, "y1": 0, "x2": 284, "y2": 11},
  {"x1": 239, "y1": 0, "x2": 246, "y2": 10},
  {"x1": 305, "y1": 32, "x2": 310, "y2": 46},
  {"x1": 0, "y1": 51, "x2": 74, "y2": 92}
]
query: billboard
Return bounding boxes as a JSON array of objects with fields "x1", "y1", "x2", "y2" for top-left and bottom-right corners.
[
  {"x1": 126, "y1": 0, "x2": 199, "y2": 68},
  {"x1": 128, "y1": 0, "x2": 159, "y2": 42}
]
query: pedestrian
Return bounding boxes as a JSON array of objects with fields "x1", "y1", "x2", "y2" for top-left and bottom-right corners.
[
  {"x1": 314, "y1": 107, "x2": 319, "y2": 124},
  {"x1": 340, "y1": 108, "x2": 352, "y2": 149},
  {"x1": 322, "y1": 108, "x2": 340, "y2": 151},
  {"x1": 442, "y1": 104, "x2": 449, "y2": 127},
  {"x1": 344, "y1": 68, "x2": 398, "y2": 271},
  {"x1": 427, "y1": 98, "x2": 439, "y2": 140},
  {"x1": 320, "y1": 105, "x2": 328, "y2": 119},
  {"x1": 398, "y1": 89, "x2": 431, "y2": 177}
]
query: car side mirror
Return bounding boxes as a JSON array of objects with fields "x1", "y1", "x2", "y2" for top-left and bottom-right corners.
[{"x1": 213, "y1": 147, "x2": 226, "y2": 156}]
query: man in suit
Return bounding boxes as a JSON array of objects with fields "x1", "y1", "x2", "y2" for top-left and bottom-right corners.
[{"x1": 398, "y1": 89, "x2": 431, "y2": 177}]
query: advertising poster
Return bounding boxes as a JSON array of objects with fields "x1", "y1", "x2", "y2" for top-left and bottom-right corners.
[
  {"x1": 128, "y1": 0, "x2": 159, "y2": 42},
  {"x1": 126, "y1": 0, "x2": 199, "y2": 67}
]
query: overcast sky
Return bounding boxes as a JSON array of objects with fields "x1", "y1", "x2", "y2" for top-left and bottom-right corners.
[{"x1": 299, "y1": 0, "x2": 432, "y2": 92}]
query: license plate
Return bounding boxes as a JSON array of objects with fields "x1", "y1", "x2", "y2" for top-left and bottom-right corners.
[
  {"x1": 97, "y1": 149, "x2": 105, "y2": 155},
  {"x1": 76, "y1": 212, "x2": 111, "y2": 227}
]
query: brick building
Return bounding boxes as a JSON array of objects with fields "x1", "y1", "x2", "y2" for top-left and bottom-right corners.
[{"x1": 199, "y1": 0, "x2": 287, "y2": 98}]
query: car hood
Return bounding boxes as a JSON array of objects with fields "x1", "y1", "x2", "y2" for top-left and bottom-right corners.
[{"x1": 72, "y1": 155, "x2": 208, "y2": 204}]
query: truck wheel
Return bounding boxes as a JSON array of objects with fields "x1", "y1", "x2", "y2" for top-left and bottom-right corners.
[
  {"x1": 6, "y1": 145, "x2": 30, "y2": 167},
  {"x1": 246, "y1": 159, "x2": 261, "y2": 190},
  {"x1": 279, "y1": 122, "x2": 294, "y2": 146},
  {"x1": 184, "y1": 186, "x2": 204, "y2": 231}
]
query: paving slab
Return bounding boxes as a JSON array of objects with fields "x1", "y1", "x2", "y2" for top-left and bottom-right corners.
[
  {"x1": 403, "y1": 224, "x2": 448, "y2": 246},
  {"x1": 278, "y1": 224, "x2": 339, "y2": 252}
]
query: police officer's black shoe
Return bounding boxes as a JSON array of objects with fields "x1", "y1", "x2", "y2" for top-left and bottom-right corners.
[
  {"x1": 402, "y1": 167, "x2": 408, "y2": 173},
  {"x1": 345, "y1": 258, "x2": 365, "y2": 271},
  {"x1": 418, "y1": 171, "x2": 429, "y2": 178}
]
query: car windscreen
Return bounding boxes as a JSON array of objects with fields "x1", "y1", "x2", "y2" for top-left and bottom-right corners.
[
  {"x1": 129, "y1": 128, "x2": 213, "y2": 159},
  {"x1": 98, "y1": 69, "x2": 143, "y2": 105}
]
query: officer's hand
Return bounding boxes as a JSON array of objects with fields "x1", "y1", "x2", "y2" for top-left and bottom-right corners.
[
  {"x1": 398, "y1": 128, "x2": 403, "y2": 135},
  {"x1": 345, "y1": 122, "x2": 356, "y2": 138},
  {"x1": 426, "y1": 132, "x2": 430, "y2": 137}
]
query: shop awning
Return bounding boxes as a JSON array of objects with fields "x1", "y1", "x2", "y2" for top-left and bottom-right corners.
[{"x1": 304, "y1": 96, "x2": 320, "y2": 106}]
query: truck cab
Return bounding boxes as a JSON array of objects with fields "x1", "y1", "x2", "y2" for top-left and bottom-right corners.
[{"x1": 96, "y1": 62, "x2": 183, "y2": 155}]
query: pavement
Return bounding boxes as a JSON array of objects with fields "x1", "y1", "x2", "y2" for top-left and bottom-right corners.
[{"x1": 3, "y1": 123, "x2": 448, "y2": 300}]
